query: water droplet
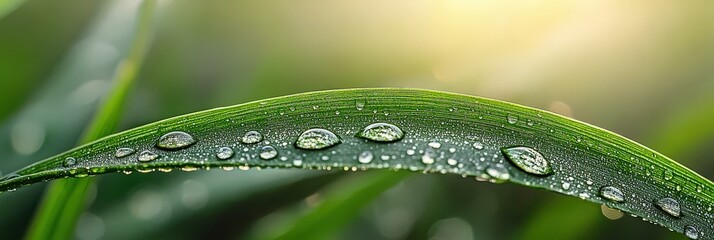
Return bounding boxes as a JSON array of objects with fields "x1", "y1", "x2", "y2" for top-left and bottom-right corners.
[
  {"x1": 685, "y1": 225, "x2": 699, "y2": 239},
  {"x1": 507, "y1": 114, "x2": 519, "y2": 124},
  {"x1": 664, "y1": 170, "x2": 674, "y2": 180},
  {"x1": 358, "y1": 151, "x2": 373, "y2": 164},
  {"x1": 293, "y1": 159, "x2": 303, "y2": 166},
  {"x1": 422, "y1": 148, "x2": 437, "y2": 165},
  {"x1": 138, "y1": 150, "x2": 160, "y2": 162},
  {"x1": 295, "y1": 128, "x2": 341, "y2": 150},
  {"x1": 472, "y1": 142, "x2": 484, "y2": 150},
  {"x1": 486, "y1": 164, "x2": 510, "y2": 181},
  {"x1": 562, "y1": 182, "x2": 571, "y2": 190},
  {"x1": 156, "y1": 131, "x2": 196, "y2": 150},
  {"x1": 242, "y1": 131, "x2": 263, "y2": 144},
  {"x1": 501, "y1": 146, "x2": 552, "y2": 175},
  {"x1": 216, "y1": 147, "x2": 234, "y2": 160},
  {"x1": 357, "y1": 123, "x2": 404, "y2": 142},
  {"x1": 406, "y1": 149, "x2": 415, "y2": 155},
  {"x1": 599, "y1": 186, "x2": 625, "y2": 202},
  {"x1": 63, "y1": 157, "x2": 77, "y2": 167},
  {"x1": 428, "y1": 142, "x2": 441, "y2": 149},
  {"x1": 355, "y1": 100, "x2": 365, "y2": 111},
  {"x1": 259, "y1": 146, "x2": 278, "y2": 160},
  {"x1": 115, "y1": 147, "x2": 136, "y2": 158},
  {"x1": 447, "y1": 159, "x2": 458, "y2": 166},
  {"x1": 654, "y1": 197, "x2": 681, "y2": 218}
]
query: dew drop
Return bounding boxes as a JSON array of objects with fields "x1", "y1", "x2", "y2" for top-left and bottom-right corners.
[
  {"x1": 293, "y1": 159, "x2": 303, "y2": 167},
  {"x1": 562, "y1": 182, "x2": 571, "y2": 190},
  {"x1": 486, "y1": 164, "x2": 510, "y2": 181},
  {"x1": 138, "y1": 150, "x2": 159, "y2": 162},
  {"x1": 216, "y1": 147, "x2": 234, "y2": 160},
  {"x1": 259, "y1": 146, "x2": 278, "y2": 160},
  {"x1": 428, "y1": 142, "x2": 442, "y2": 149},
  {"x1": 358, "y1": 151, "x2": 373, "y2": 164},
  {"x1": 357, "y1": 123, "x2": 404, "y2": 142},
  {"x1": 422, "y1": 148, "x2": 437, "y2": 165},
  {"x1": 63, "y1": 157, "x2": 77, "y2": 167},
  {"x1": 355, "y1": 100, "x2": 365, "y2": 111},
  {"x1": 685, "y1": 225, "x2": 699, "y2": 239},
  {"x1": 599, "y1": 186, "x2": 625, "y2": 202},
  {"x1": 654, "y1": 197, "x2": 681, "y2": 218},
  {"x1": 295, "y1": 128, "x2": 341, "y2": 150},
  {"x1": 472, "y1": 142, "x2": 484, "y2": 150},
  {"x1": 155, "y1": 131, "x2": 196, "y2": 150},
  {"x1": 664, "y1": 170, "x2": 674, "y2": 180},
  {"x1": 242, "y1": 131, "x2": 263, "y2": 144},
  {"x1": 507, "y1": 114, "x2": 519, "y2": 124},
  {"x1": 501, "y1": 146, "x2": 552, "y2": 175},
  {"x1": 447, "y1": 159, "x2": 458, "y2": 166},
  {"x1": 115, "y1": 147, "x2": 136, "y2": 158}
]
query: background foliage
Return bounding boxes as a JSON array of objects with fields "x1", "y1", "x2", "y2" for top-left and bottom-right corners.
[{"x1": 0, "y1": 0, "x2": 712, "y2": 239}]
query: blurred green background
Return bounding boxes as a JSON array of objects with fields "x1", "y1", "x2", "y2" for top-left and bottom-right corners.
[{"x1": 1, "y1": 0, "x2": 713, "y2": 239}]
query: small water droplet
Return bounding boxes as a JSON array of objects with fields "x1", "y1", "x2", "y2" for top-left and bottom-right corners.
[
  {"x1": 357, "y1": 123, "x2": 404, "y2": 142},
  {"x1": 156, "y1": 131, "x2": 196, "y2": 150},
  {"x1": 294, "y1": 128, "x2": 341, "y2": 150},
  {"x1": 447, "y1": 159, "x2": 458, "y2": 166},
  {"x1": 216, "y1": 147, "x2": 234, "y2": 160},
  {"x1": 63, "y1": 157, "x2": 77, "y2": 167},
  {"x1": 654, "y1": 197, "x2": 681, "y2": 218},
  {"x1": 115, "y1": 147, "x2": 136, "y2": 158},
  {"x1": 696, "y1": 185, "x2": 703, "y2": 193},
  {"x1": 242, "y1": 131, "x2": 263, "y2": 144},
  {"x1": 422, "y1": 148, "x2": 437, "y2": 165},
  {"x1": 428, "y1": 142, "x2": 441, "y2": 149},
  {"x1": 501, "y1": 146, "x2": 552, "y2": 175},
  {"x1": 599, "y1": 186, "x2": 625, "y2": 202},
  {"x1": 358, "y1": 151, "x2": 373, "y2": 164},
  {"x1": 356, "y1": 100, "x2": 365, "y2": 111},
  {"x1": 664, "y1": 170, "x2": 674, "y2": 180},
  {"x1": 472, "y1": 142, "x2": 484, "y2": 150},
  {"x1": 259, "y1": 146, "x2": 278, "y2": 160},
  {"x1": 562, "y1": 182, "x2": 571, "y2": 190},
  {"x1": 406, "y1": 149, "x2": 415, "y2": 155},
  {"x1": 138, "y1": 150, "x2": 160, "y2": 162},
  {"x1": 293, "y1": 159, "x2": 303, "y2": 166},
  {"x1": 486, "y1": 164, "x2": 510, "y2": 181},
  {"x1": 507, "y1": 114, "x2": 519, "y2": 124},
  {"x1": 684, "y1": 226, "x2": 699, "y2": 239},
  {"x1": 676, "y1": 185, "x2": 682, "y2": 191}
]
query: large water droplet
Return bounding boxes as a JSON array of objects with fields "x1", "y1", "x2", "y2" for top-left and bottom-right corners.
[
  {"x1": 486, "y1": 164, "x2": 510, "y2": 181},
  {"x1": 63, "y1": 157, "x2": 77, "y2": 167},
  {"x1": 599, "y1": 186, "x2": 625, "y2": 202},
  {"x1": 357, "y1": 123, "x2": 404, "y2": 142},
  {"x1": 295, "y1": 128, "x2": 341, "y2": 150},
  {"x1": 684, "y1": 225, "x2": 699, "y2": 239},
  {"x1": 259, "y1": 146, "x2": 278, "y2": 160},
  {"x1": 501, "y1": 146, "x2": 552, "y2": 175},
  {"x1": 216, "y1": 147, "x2": 234, "y2": 160},
  {"x1": 355, "y1": 100, "x2": 365, "y2": 111},
  {"x1": 655, "y1": 197, "x2": 681, "y2": 218},
  {"x1": 242, "y1": 131, "x2": 263, "y2": 144},
  {"x1": 358, "y1": 151, "x2": 373, "y2": 164},
  {"x1": 115, "y1": 147, "x2": 136, "y2": 158},
  {"x1": 138, "y1": 150, "x2": 160, "y2": 162},
  {"x1": 422, "y1": 148, "x2": 437, "y2": 165},
  {"x1": 156, "y1": 131, "x2": 196, "y2": 150},
  {"x1": 507, "y1": 114, "x2": 519, "y2": 124}
]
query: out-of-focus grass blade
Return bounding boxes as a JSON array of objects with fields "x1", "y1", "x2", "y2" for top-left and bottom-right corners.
[
  {"x1": 0, "y1": 88, "x2": 711, "y2": 239},
  {"x1": 24, "y1": 1, "x2": 157, "y2": 239},
  {"x1": 0, "y1": 0, "x2": 24, "y2": 20}
]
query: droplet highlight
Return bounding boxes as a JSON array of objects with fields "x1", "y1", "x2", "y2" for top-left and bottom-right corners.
[
  {"x1": 156, "y1": 131, "x2": 196, "y2": 150},
  {"x1": 295, "y1": 128, "x2": 341, "y2": 150},
  {"x1": 357, "y1": 123, "x2": 404, "y2": 142},
  {"x1": 501, "y1": 146, "x2": 552, "y2": 175}
]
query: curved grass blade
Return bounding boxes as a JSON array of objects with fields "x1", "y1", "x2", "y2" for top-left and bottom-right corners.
[{"x1": 0, "y1": 88, "x2": 712, "y2": 239}]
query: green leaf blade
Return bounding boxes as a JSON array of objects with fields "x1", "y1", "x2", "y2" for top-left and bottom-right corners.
[{"x1": 3, "y1": 88, "x2": 712, "y2": 239}]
